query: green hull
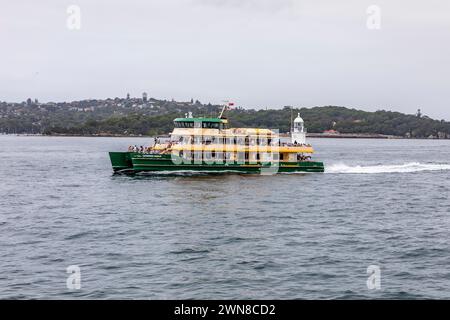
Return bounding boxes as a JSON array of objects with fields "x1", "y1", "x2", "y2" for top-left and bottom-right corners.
[
  {"x1": 109, "y1": 152, "x2": 324, "y2": 174},
  {"x1": 109, "y1": 151, "x2": 134, "y2": 172}
]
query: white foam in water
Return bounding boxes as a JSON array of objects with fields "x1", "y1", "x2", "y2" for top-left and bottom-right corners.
[{"x1": 326, "y1": 162, "x2": 450, "y2": 174}]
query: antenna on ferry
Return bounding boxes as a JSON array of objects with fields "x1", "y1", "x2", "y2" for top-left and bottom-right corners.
[{"x1": 219, "y1": 100, "x2": 234, "y2": 119}]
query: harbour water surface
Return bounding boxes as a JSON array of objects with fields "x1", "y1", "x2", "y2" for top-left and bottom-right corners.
[{"x1": 0, "y1": 136, "x2": 449, "y2": 299}]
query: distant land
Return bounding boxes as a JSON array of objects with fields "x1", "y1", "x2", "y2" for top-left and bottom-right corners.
[{"x1": 1, "y1": 96, "x2": 449, "y2": 139}]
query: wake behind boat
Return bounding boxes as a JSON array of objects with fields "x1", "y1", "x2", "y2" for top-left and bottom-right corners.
[{"x1": 109, "y1": 105, "x2": 325, "y2": 174}]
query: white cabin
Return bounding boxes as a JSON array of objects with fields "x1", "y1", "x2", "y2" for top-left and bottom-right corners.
[{"x1": 291, "y1": 113, "x2": 306, "y2": 144}]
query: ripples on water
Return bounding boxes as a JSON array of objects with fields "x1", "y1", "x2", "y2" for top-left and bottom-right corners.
[{"x1": 0, "y1": 136, "x2": 449, "y2": 299}]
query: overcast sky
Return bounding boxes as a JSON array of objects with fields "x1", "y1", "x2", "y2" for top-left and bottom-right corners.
[{"x1": 1, "y1": 0, "x2": 450, "y2": 119}]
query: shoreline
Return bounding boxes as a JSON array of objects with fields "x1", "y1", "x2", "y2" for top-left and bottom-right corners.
[
  {"x1": 2, "y1": 133, "x2": 449, "y2": 140},
  {"x1": 305, "y1": 133, "x2": 402, "y2": 139}
]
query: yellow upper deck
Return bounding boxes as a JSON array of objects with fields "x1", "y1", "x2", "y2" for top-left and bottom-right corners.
[{"x1": 161, "y1": 117, "x2": 314, "y2": 153}]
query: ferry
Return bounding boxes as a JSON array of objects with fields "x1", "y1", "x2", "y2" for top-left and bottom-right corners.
[{"x1": 109, "y1": 106, "x2": 324, "y2": 174}]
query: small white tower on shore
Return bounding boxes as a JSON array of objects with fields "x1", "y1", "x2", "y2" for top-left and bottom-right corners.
[{"x1": 291, "y1": 113, "x2": 306, "y2": 144}]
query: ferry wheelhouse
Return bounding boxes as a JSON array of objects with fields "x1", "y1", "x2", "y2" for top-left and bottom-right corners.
[{"x1": 109, "y1": 108, "x2": 324, "y2": 174}]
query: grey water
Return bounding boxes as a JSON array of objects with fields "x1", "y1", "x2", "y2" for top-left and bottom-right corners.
[{"x1": 0, "y1": 135, "x2": 449, "y2": 299}]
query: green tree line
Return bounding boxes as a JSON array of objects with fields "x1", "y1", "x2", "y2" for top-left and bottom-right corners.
[{"x1": 2, "y1": 103, "x2": 449, "y2": 138}]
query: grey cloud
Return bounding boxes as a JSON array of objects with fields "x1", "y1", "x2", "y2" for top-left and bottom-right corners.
[{"x1": 1, "y1": 0, "x2": 449, "y2": 119}]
